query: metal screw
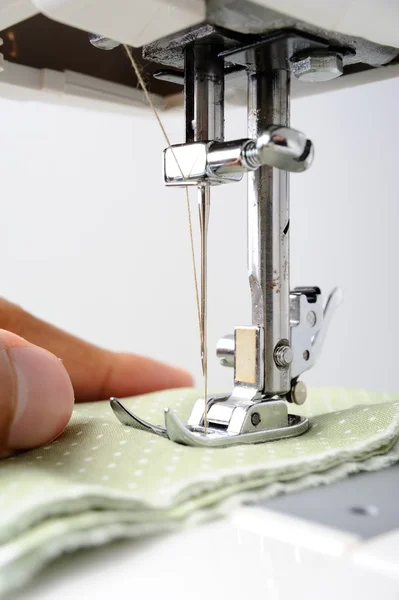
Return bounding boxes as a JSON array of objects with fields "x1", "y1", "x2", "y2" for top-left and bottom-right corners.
[
  {"x1": 303, "y1": 350, "x2": 310, "y2": 361},
  {"x1": 274, "y1": 344, "x2": 293, "y2": 369},
  {"x1": 251, "y1": 412, "x2": 261, "y2": 427},
  {"x1": 243, "y1": 129, "x2": 314, "y2": 174},
  {"x1": 89, "y1": 33, "x2": 120, "y2": 51},
  {"x1": 291, "y1": 52, "x2": 343, "y2": 83},
  {"x1": 291, "y1": 381, "x2": 307, "y2": 405},
  {"x1": 306, "y1": 310, "x2": 317, "y2": 327}
]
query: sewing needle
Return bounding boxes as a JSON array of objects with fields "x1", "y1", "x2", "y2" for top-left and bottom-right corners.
[{"x1": 198, "y1": 184, "x2": 210, "y2": 431}]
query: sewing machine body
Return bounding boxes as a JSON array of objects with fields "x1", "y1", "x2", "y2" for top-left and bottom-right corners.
[
  {"x1": 1, "y1": 0, "x2": 399, "y2": 107},
  {"x1": 20, "y1": 465, "x2": 399, "y2": 599},
  {"x1": 1, "y1": 0, "x2": 399, "y2": 596},
  {"x1": 1, "y1": 0, "x2": 399, "y2": 53}
]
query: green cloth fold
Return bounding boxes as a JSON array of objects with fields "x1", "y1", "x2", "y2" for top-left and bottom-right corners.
[{"x1": 0, "y1": 387, "x2": 398, "y2": 597}]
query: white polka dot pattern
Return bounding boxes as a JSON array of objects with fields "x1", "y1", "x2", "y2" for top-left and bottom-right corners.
[{"x1": 0, "y1": 387, "x2": 397, "y2": 598}]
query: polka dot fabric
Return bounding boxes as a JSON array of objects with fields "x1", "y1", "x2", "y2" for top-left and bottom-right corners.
[{"x1": 0, "y1": 387, "x2": 398, "y2": 597}]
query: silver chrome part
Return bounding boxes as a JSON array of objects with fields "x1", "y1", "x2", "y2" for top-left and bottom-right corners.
[
  {"x1": 207, "y1": 139, "x2": 256, "y2": 177},
  {"x1": 311, "y1": 287, "x2": 343, "y2": 361},
  {"x1": 274, "y1": 343, "x2": 293, "y2": 369},
  {"x1": 290, "y1": 287, "x2": 343, "y2": 380},
  {"x1": 307, "y1": 310, "x2": 317, "y2": 327},
  {"x1": 216, "y1": 333, "x2": 235, "y2": 367},
  {"x1": 164, "y1": 129, "x2": 313, "y2": 186},
  {"x1": 216, "y1": 287, "x2": 342, "y2": 381},
  {"x1": 210, "y1": 128, "x2": 313, "y2": 174},
  {"x1": 291, "y1": 52, "x2": 344, "y2": 83},
  {"x1": 110, "y1": 398, "x2": 168, "y2": 438},
  {"x1": 110, "y1": 395, "x2": 309, "y2": 447},
  {"x1": 249, "y1": 126, "x2": 313, "y2": 173},
  {"x1": 88, "y1": 34, "x2": 120, "y2": 50},
  {"x1": 186, "y1": 45, "x2": 225, "y2": 420},
  {"x1": 112, "y1": 37, "x2": 341, "y2": 447},
  {"x1": 289, "y1": 381, "x2": 308, "y2": 406},
  {"x1": 202, "y1": 326, "x2": 266, "y2": 425},
  {"x1": 290, "y1": 288, "x2": 323, "y2": 379},
  {"x1": 164, "y1": 142, "x2": 243, "y2": 186},
  {"x1": 248, "y1": 67, "x2": 291, "y2": 396},
  {"x1": 189, "y1": 396, "x2": 288, "y2": 434},
  {"x1": 166, "y1": 408, "x2": 308, "y2": 448},
  {"x1": 185, "y1": 44, "x2": 224, "y2": 143}
]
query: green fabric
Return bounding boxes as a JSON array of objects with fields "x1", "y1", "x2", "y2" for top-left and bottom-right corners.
[{"x1": 0, "y1": 387, "x2": 398, "y2": 597}]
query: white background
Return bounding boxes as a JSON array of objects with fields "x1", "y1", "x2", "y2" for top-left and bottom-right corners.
[{"x1": 0, "y1": 75, "x2": 398, "y2": 393}]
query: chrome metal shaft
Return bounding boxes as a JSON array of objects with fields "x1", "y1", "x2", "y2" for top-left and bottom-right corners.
[
  {"x1": 247, "y1": 68, "x2": 291, "y2": 396},
  {"x1": 184, "y1": 44, "x2": 225, "y2": 143},
  {"x1": 112, "y1": 34, "x2": 342, "y2": 447}
]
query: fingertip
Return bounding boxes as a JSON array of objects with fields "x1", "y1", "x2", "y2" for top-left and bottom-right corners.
[
  {"x1": 170, "y1": 366, "x2": 194, "y2": 388},
  {"x1": 122, "y1": 353, "x2": 195, "y2": 393},
  {"x1": 7, "y1": 345, "x2": 74, "y2": 450},
  {"x1": 0, "y1": 328, "x2": 30, "y2": 348}
]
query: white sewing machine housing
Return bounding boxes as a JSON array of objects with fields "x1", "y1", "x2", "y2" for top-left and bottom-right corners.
[
  {"x1": 19, "y1": 467, "x2": 399, "y2": 600},
  {"x1": 1, "y1": 0, "x2": 399, "y2": 109},
  {"x1": 1, "y1": 1, "x2": 399, "y2": 598}
]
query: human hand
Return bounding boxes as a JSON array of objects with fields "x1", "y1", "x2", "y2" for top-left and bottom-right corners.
[{"x1": 0, "y1": 299, "x2": 192, "y2": 457}]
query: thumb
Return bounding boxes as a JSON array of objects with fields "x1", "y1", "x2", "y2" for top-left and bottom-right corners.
[{"x1": 0, "y1": 330, "x2": 74, "y2": 457}]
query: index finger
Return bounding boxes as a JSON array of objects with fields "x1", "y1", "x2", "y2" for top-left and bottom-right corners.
[{"x1": 0, "y1": 299, "x2": 193, "y2": 402}]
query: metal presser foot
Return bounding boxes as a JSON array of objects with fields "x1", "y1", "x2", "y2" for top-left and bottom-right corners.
[
  {"x1": 111, "y1": 29, "x2": 344, "y2": 447},
  {"x1": 111, "y1": 286, "x2": 342, "y2": 448},
  {"x1": 111, "y1": 396, "x2": 308, "y2": 448}
]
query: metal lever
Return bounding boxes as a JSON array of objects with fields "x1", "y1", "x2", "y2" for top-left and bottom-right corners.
[
  {"x1": 217, "y1": 287, "x2": 343, "y2": 381},
  {"x1": 290, "y1": 287, "x2": 343, "y2": 379},
  {"x1": 311, "y1": 287, "x2": 343, "y2": 365}
]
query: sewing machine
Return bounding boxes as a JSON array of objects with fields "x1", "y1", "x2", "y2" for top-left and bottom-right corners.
[
  {"x1": 1, "y1": 0, "x2": 399, "y2": 598},
  {"x1": 1, "y1": 2, "x2": 398, "y2": 450}
]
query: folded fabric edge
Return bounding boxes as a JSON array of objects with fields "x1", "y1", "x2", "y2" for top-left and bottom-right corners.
[
  {"x1": 2, "y1": 400, "x2": 399, "y2": 547},
  {"x1": 2, "y1": 438, "x2": 399, "y2": 599}
]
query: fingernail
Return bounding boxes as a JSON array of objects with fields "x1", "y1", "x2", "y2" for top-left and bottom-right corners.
[{"x1": 7, "y1": 346, "x2": 74, "y2": 450}]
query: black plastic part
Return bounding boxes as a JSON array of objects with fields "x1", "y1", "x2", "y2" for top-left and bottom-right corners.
[{"x1": 292, "y1": 287, "x2": 322, "y2": 304}]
